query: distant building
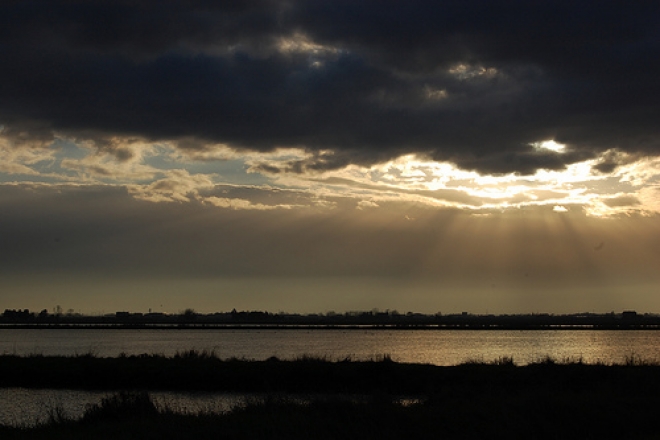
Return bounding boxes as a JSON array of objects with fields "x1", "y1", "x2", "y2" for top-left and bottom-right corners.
[{"x1": 622, "y1": 311, "x2": 637, "y2": 320}]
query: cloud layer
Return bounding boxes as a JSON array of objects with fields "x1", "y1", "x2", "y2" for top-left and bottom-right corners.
[{"x1": 1, "y1": 0, "x2": 659, "y2": 175}]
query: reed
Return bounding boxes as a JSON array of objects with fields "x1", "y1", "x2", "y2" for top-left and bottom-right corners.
[{"x1": 3, "y1": 386, "x2": 660, "y2": 440}]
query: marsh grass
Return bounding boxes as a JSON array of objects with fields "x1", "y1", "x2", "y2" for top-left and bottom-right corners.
[
  {"x1": 80, "y1": 391, "x2": 159, "y2": 423},
  {"x1": 45, "y1": 406, "x2": 70, "y2": 425},
  {"x1": 5, "y1": 386, "x2": 660, "y2": 440},
  {"x1": 3, "y1": 354, "x2": 660, "y2": 438},
  {"x1": 173, "y1": 349, "x2": 218, "y2": 360},
  {"x1": 2, "y1": 352, "x2": 660, "y2": 393}
]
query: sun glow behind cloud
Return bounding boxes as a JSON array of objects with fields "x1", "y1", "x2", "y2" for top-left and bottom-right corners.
[
  {"x1": 532, "y1": 140, "x2": 566, "y2": 153},
  {"x1": 257, "y1": 146, "x2": 659, "y2": 217},
  {"x1": 0, "y1": 132, "x2": 659, "y2": 218}
]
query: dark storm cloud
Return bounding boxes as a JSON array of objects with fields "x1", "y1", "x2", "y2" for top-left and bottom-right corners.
[
  {"x1": 592, "y1": 150, "x2": 641, "y2": 174},
  {"x1": 1, "y1": 1, "x2": 658, "y2": 175},
  {"x1": 0, "y1": 120, "x2": 56, "y2": 148}
]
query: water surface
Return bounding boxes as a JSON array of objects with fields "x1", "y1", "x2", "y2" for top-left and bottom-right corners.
[
  {"x1": 2, "y1": 328, "x2": 660, "y2": 426},
  {"x1": 1, "y1": 328, "x2": 658, "y2": 365},
  {"x1": 0, "y1": 388, "x2": 247, "y2": 427}
]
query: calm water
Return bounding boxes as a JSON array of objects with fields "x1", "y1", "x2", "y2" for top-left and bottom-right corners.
[
  {"x1": 0, "y1": 388, "x2": 253, "y2": 427},
  {"x1": 1, "y1": 328, "x2": 659, "y2": 365},
  {"x1": 3, "y1": 329, "x2": 660, "y2": 426}
]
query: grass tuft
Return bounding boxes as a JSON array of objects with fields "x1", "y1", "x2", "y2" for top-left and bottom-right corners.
[
  {"x1": 81, "y1": 391, "x2": 159, "y2": 423},
  {"x1": 173, "y1": 349, "x2": 218, "y2": 360}
]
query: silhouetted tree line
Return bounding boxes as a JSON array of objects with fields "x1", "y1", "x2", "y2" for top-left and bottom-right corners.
[
  {"x1": 230, "y1": 309, "x2": 270, "y2": 321},
  {"x1": 1, "y1": 308, "x2": 657, "y2": 329},
  {"x1": 2, "y1": 309, "x2": 34, "y2": 322},
  {"x1": 2, "y1": 308, "x2": 51, "y2": 322}
]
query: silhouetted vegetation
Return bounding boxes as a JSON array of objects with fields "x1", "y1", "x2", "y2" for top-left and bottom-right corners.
[
  {"x1": 3, "y1": 352, "x2": 660, "y2": 398},
  {"x1": 3, "y1": 379, "x2": 660, "y2": 439},
  {"x1": 3, "y1": 354, "x2": 660, "y2": 438}
]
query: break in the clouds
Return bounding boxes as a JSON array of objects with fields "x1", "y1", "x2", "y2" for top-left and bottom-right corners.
[{"x1": 1, "y1": 0, "x2": 659, "y2": 175}]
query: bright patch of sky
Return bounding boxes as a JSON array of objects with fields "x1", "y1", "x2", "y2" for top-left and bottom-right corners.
[
  {"x1": 533, "y1": 140, "x2": 566, "y2": 153},
  {"x1": 1, "y1": 133, "x2": 659, "y2": 217},
  {"x1": 448, "y1": 64, "x2": 499, "y2": 80}
]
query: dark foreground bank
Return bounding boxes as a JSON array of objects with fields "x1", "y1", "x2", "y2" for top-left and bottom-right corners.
[
  {"x1": 2, "y1": 386, "x2": 660, "y2": 440},
  {"x1": 2, "y1": 354, "x2": 660, "y2": 439}
]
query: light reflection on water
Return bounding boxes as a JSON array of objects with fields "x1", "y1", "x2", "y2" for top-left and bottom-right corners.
[
  {"x1": 2, "y1": 329, "x2": 660, "y2": 426},
  {"x1": 0, "y1": 388, "x2": 248, "y2": 427},
  {"x1": 0, "y1": 389, "x2": 419, "y2": 427},
  {"x1": 1, "y1": 329, "x2": 659, "y2": 365}
]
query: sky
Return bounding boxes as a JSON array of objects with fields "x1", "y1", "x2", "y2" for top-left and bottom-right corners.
[{"x1": 1, "y1": 0, "x2": 659, "y2": 315}]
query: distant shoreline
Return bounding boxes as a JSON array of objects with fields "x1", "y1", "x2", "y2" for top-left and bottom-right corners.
[
  {"x1": 1, "y1": 323, "x2": 660, "y2": 330},
  {"x1": 4, "y1": 309, "x2": 657, "y2": 330}
]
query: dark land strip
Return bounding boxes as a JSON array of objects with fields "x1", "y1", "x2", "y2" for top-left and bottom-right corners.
[
  {"x1": 2, "y1": 354, "x2": 660, "y2": 439},
  {"x1": 2, "y1": 309, "x2": 659, "y2": 330}
]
